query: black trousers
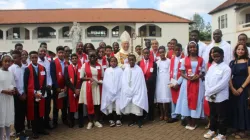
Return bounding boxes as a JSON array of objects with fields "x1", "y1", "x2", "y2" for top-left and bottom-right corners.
[
  {"x1": 209, "y1": 100, "x2": 228, "y2": 135},
  {"x1": 52, "y1": 90, "x2": 68, "y2": 123},
  {"x1": 44, "y1": 89, "x2": 52, "y2": 125},
  {"x1": 32, "y1": 102, "x2": 45, "y2": 134},
  {"x1": 68, "y1": 104, "x2": 84, "y2": 124},
  {"x1": 146, "y1": 83, "x2": 155, "y2": 120},
  {"x1": 14, "y1": 95, "x2": 26, "y2": 134}
]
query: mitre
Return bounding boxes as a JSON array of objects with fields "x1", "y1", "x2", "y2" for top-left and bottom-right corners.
[{"x1": 120, "y1": 31, "x2": 131, "y2": 43}]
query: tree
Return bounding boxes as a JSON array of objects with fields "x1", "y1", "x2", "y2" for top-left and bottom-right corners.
[{"x1": 189, "y1": 13, "x2": 211, "y2": 41}]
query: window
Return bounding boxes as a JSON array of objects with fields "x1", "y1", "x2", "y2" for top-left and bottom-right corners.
[
  {"x1": 246, "y1": 14, "x2": 250, "y2": 23},
  {"x1": 62, "y1": 26, "x2": 70, "y2": 38},
  {"x1": 87, "y1": 26, "x2": 108, "y2": 37},
  {"x1": 220, "y1": 14, "x2": 227, "y2": 29},
  {"x1": 149, "y1": 26, "x2": 156, "y2": 36},
  {"x1": 139, "y1": 26, "x2": 146, "y2": 36},
  {"x1": 37, "y1": 27, "x2": 56, "y2": 38},
  {"x1": 125, "y1": 26, "x2": 132, "y2": 36},
  {"x1": 13, "y1": 27, "x2": 20, "y2": 39},
  {"x1": 0, "y1": 30, "x2": 3, "y2": 39},
  {"x1": 112, "y1": 26, "x2": 119, "y2": 37},
  {"x1": 25, "y1": 29, "x2": 30, "y2": 40}
]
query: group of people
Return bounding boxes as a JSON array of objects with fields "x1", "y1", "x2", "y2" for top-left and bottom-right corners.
[{"x1": 0, "y1": 29, "x2": 249, "y2": 140}]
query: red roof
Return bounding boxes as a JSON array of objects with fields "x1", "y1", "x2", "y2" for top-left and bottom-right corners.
[
  {"x1": 209, "y1": 0, "x2": 250, "y2": 14},
  {"x1": 0, "y1": 8, "x2": 191, "y2": 25}
]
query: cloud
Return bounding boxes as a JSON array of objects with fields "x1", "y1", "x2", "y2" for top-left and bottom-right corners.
[
  {"x1": 0, "y1": 0, "x2": 26, "y2": 9},
  {"x1": 93, "y1": 0, "x2": 130, "y2": 8},
  {"x1": 158, "y1": 0, "x2": 226, "y2": 19}
]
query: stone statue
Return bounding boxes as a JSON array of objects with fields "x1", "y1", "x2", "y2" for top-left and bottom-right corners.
[{"x1": 69, "y1": 22, "x2": 82, "y2": 53}]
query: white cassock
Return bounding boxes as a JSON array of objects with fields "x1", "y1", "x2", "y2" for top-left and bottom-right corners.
[
  {"x1": 101, "y1": 67, "x2": 123, "y2": 115},
  {"x1": 120, "y1": 65, "x2": 148, "y2": 116},
  {"x1": 184, "y1": 41, "x2": 207, "y2": 57},
  {"x1": 203, "y1": 40, "x2": 233, "y2": 65}
]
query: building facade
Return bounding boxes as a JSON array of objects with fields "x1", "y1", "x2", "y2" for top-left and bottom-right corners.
[
  {"x1": 0, "y1": 8, "x2": 191, "y2": 52},
  {"x1": 209, "y1": 0, "x2": 250, "y2": 46}
]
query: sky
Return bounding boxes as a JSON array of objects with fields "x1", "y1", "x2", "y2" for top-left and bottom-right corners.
[{"x1": 0, "y1": 0, "x2": 227, "y2": 23}]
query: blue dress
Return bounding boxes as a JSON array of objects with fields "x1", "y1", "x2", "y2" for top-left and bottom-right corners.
[
  {"x1": 175, "y1": 59, "x2": 205, "y2": 118},
  {"x1": 229, "y1": 59, "x2": 250, "y2": 130}
]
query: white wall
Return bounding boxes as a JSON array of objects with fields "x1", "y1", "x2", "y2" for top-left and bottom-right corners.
[{"x1": 0, "y1": 22, "x2": 189, "y2": 52}]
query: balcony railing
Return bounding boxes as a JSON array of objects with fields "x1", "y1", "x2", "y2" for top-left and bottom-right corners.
[{"x1": 238, "y1": 22, "x2": 250, "y2": 31}]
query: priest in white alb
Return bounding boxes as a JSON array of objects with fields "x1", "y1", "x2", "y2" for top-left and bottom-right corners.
[{"x1": 119, "y1": 54, "x2": 148, "y2": 128}]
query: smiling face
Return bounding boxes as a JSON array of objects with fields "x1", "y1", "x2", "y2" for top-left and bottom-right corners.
[
  {"x1": 151, "y1": 40, "x2": 159, "y2": 51},
  {"x1": 143, "y1": 49, "x2": 150, "y2": 60},
  {"x1": 159, "y1": 48, "x2": 166, "y2": 59},
  {"x1": 213, "y1": 29, "x2": 222, "y2": 43},
  {"x1": 128, "y1": 55, "x2": 136, "y2": 67},
  {"x1": 30, "y1": 53, "x2": 38, "y2": 65},
  {"x1": 238, "y1": 35, "x2": 248, "y2": 46},
  {"x1": 38, "y1": 47, "x2": 46, "y2": 59},
  {"x1": 1, "y1": 56, "x2": 11, "y2": 70},
  {"x1": 71, "y1": 56, "x2": 78, "y2": 65},
  {"x1": 122, "y1": 41, "x2": 129, "y2": 51},
  {"x1": 98, "y1": 48, "x2": 105, "y2": 58},
  {"x1": 188, "y1": 43, "x2": 198, "y2": 56},
  {"x1": 213, "y1": 52, "x2": 223, "y2": 64},
  {"x1": 110, "y1": 57, "x2": 118, "y2": 68},
  {"x1": 236, "y1": 44, "x2": 246, "y2": 58}
]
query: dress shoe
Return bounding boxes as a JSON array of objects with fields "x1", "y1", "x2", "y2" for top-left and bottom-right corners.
[{"x1": 32, "y1": 133, "x2": 39, "y2": 139}]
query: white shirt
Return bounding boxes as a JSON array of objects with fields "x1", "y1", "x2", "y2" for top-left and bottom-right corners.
[
  {"x1": 205, "y1": 62, "x2": 231, "y2": 103},
  {"x1": 8, "y1": 64, "x2": 25, "y2": 94},
  {"x1": 38, "y1": 57, "x2": 52, "y2": 86},
  {"x1": 184, "y1": 41, "x2": 207, "y2": 57},
  {"x1": 203, "y1": 40, "x2": 232, "y2": 65}
]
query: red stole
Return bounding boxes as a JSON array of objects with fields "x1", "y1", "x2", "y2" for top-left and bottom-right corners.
[
  {"x1": 99, "y1": 57, "x2": 108, "y2": 71},
  {"x1": 204, "y1": 62, "x2": 212, "y2": 116},
  {"x1": 167, "y1": 50, "x2": 185, "y2": 59},
  {"x1": 110, "y1": 52, "x2": 115, "y2": 57},
  {"x1": 27, "y1": 64, "x2": 45, "y2": 120},
  {"x1": 139, "y1": 59, "x2": 153, "y2": 80},
  {"x1": 185, "y1": 56, "x2": 203, "y2": 110},
  {"x1": 169, "y1": 56, "x2": 183, "y2": 104},
  {"x1": 85, "y1": 62, "x2": 102, "y2": 114},
  {"x1": 149, "y1": 50, "x2": 160, "y2": 61},
  {"x1": 77, "y1": 53, "x2": 88, "y2": 68},
  {"x1": 67, "y1": 64, "x2": 81, "y2": 112},
  {"x1": 54, "y1": 58, "x2": 69, "y2": 109}
]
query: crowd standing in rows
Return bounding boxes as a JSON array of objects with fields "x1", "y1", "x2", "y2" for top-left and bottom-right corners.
[{"x1": 0, "y1": 29, "x2": 250, "y2": 140}]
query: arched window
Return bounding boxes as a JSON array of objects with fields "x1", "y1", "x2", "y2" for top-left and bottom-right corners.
[
  {"x1": 6, "y1": 27, "x2": 30, "y2": 40},
  {"x1": 139, "y1": 24, "x2": 162, "y2": 37},
  {"x1": 112, "y1": 26, "x2": 119, "y2": 37},
  {"x1": 87, "y1": 26, "x2": 108, "y2": 37}
]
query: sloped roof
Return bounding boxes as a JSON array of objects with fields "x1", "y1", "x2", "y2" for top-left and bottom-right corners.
[
  {"x1": 209, "y1": 0, "x2": 250, "y2": 14},
  {"x1": 0, "y1": 8, "x2": 191, "y2": 25}
]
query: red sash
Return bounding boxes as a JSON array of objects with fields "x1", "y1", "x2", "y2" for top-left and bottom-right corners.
[
  {"x1": 77, "y1": 53, "x2": 88, "y2": 68},
  {"x1": 54, "y1": 58, "x2": 69, "y2": 109},
  {"x1": 204, "y1": 62, "x2": 212, "y2": 116},
  {"x1": 110, "y1": 52, "x2": 115, "y2": 57},
  {"x1": 27, "y1": 64, "x2": 45, "y2": 120},
  {"x1": 100, "y1": 57, "x2": 108, "y2": 71},
  {"x1": 149, "y1": 50, "x2": 160, "y2": 62},
  {"x1": 85, "y1": 62, "x2": 102, "y2": 114},
  {"x1": 139, "y1": 59, "x2": 153, "y2": 80},
  {"x1": 167, "y1": 50, "x2": 185, "y2": 59},
  {"x1": 68, "y1": 65, "x2": 81, "y2": 112},
  {"x1": 169, "y1": 56, "x2": 183, "y2": 104},
  {"x1": 185, "y1": 56, "x2": 203, "y2": 110}
]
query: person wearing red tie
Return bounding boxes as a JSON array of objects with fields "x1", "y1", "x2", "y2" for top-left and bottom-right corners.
[
  {"x1": 64, "y1": 54, "x2": 84, "y2": 128},
  {"x1": 138, "y1": 48, "x2": 157, "y2": 121},
  {"x1": 149, "y1": 40, "x2": 160, "y2": 62},
  {"x1": 168, "y1": 43, "x2": 185, "y2": 123},
  {"x1": 76, "y1": 42, "x2": 88, "y2": 68},
  {"x1": 50, "y1": 46, "x2": 69, "y2": 128}
]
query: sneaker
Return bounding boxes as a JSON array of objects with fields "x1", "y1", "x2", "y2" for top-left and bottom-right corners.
[
  {"x1": 87, "y1": 122, "x2": 93, "y2": 130},
  {"x1": 128, "y1": 121, "x2": 135, "y2": 127},
  {"x1": 109, "y1": 120, "x2": 115, "y2": 127},
  {"x1": 212, "y1": 134, "x2": 226, "y2": 140},
  {"x1": 116, "y1": 120, "x2": 122, "y2": 127},
  {"x1": 204, "y1": 130, "x2": 216, "y2": 139},
  {"x1": 94, "y1": 121, "x2": 103, "y2": 128},
  {"x1": 185, "y1": 125, "x2": 191, "y2": 130},
  {"x1": 188, "y1": 125, "x2": 197, "y2": 130}
]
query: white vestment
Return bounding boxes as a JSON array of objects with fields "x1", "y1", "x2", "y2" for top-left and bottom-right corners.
[
  {"x1": 120, "y1": 65, "x2": 148, "y2": 116},
  {"x1": 101, "y1": 67, "x2": 123, "y2": 115},
  {"x1": 203, "y1": 40, "x2": 232, "y2": 65}
]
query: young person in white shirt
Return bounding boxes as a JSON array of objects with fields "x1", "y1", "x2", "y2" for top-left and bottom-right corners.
[
  {"x1": 9, "y1": 50, "x2": 27, "y2": 139},
  {"x1": 37, "y1": 47, "x2": 53, "y2": 129},
  {"x1": 204, "y1": 47, "x2": 231, "y2": 140}
]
